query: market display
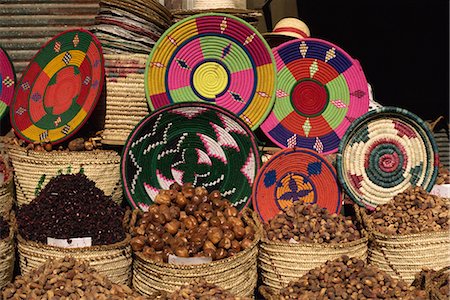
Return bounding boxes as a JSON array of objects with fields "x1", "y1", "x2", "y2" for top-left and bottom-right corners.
[
  {"x1": 17, "y1": 173, "x2": 126, "y2": 245},
  {"x1": 260, "y1": 38, "x2": 369, "y2": 153},
  {"x1": 2, "y1": 256, "x2": 145, "y2": 300},
  {"x1": 145, "y1": 13, "x2": 276, "y2": 130},
  {"x1": 0, "y1": 2, "x2": 448, "y2": 299},
  {"x1": 129, "y1": 182, "x2": 256, "y2": 262},
  {"x1": 263, "y1": 255, "x2": 427, "y2": 299}
]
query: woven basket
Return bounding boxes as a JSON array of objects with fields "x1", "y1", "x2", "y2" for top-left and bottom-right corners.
[
  {"x1": 132, "y1": 209, "x2": 261, "y2": 298},
  {"x1": 0, "y1": 167, "x2": 13, "y2": 219},
  {"x1": 357, "y1": 205, "x2": 450, "y2": 284},
  {"x1": 17, "y1": 233, "x2": 132, "y2": 285},
  {"x1": 0, "y1": 226, "x2": 14, "y2": 291},
  {"x1": 258, "y1": 233, "x2": 368, "y2": 292},
  {"x1": 7, "y1": 144, "x2": 122, "y2": 206},
  {"x1": 101, "y1": 53, "x2": 149, "y2": 145}
]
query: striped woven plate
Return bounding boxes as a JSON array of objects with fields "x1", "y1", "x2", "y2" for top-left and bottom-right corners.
[
  {"x1": 261, "y1": 38, "x2": 369, "y2": 154},
  {"x1": 145, "y1": 13, "x2": 276, "y2": 130},
  {"x1": 0, "y1": 46, "x2": 15, "y2": 120},
  {"x1": 10, "y1": 29, "x2": 104, "y2": 144},
  {"x1": 121, "y1": 102, "x2": 260, "y2": 211},
  {"x1": 337, "y1": 107, "x2": 439, "y2": 210},
  {"x1": 252, "y1": 147, "x2": 341, "y2": 223}
]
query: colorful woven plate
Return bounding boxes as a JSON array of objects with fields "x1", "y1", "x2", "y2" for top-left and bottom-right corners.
[
  {"x1": 260, "y1": 38, "x2": 370, "y2": 154},
  {"x1": 252, "y1": 147, "x2": 341, "y2": 223},
  {"x1": 10, "y1": 29, "x2": 104, "y2": 144},
  {"x1": 145, "y1": 13, "x2": 276, "y2": 130},
  {"x1": 121, "y1": 102, "x2": 261, "y2": 211},
  {"x1": 0, "y1": 47, "x2": 16, "y2": 120},
  {"x1": 337, "y1": 107, "x2": 439, "y2": 210}
]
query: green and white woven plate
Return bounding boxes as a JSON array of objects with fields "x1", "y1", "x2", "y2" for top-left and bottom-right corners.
[{"x1": 337, "y1": 107, "x2": 439, "y2": 209}]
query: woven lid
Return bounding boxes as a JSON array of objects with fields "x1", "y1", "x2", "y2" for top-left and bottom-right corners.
[
  {"x1": 252, "y1": 147, "x2": 341, "y2": 223},
  {"x1": 260, "y1": 38, "x2": 370, "y2": 154},
  {"x1": 0, "y1": 47, "x2": 15, "y2": 120},
  {"x1": 10, "y1": 29, "x2": 105, "y2": 144},
  {"x1": 337, "y1": 106, "x2": 439, "y2": 210},
  {"x1": 121, "y1": 102, "x2": 261, "y2": 212},
  {"x1": 145, "y1": 13, "x2": 276, "y2": 130}
]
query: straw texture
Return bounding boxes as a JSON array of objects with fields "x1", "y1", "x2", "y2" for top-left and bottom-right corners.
[
  {"x1": 17, "y1": 233, "x2": 132, "y2": 285},
  {"x1": 10, "y1": 29, "x2": 104, "y2": 145},
  {"x1": 0, "y1": 227, "x2": 14, "y2": 291},
  {"x1": 121, "y1": 102, "x2": 260, "y2": 212},
  {"x1": 101, "y1": 53, "x2": 150, "y2": 145},
  {"x1": 252, "y1": 147, "x2": 341, "y2": 223},
  {"x1": 260, "y1": 38, "x2": 369, "y2": 154},
  {"x1": 0, "y1": 169, "x2": 13, "y2": 219},
  {"x1": 337, "y1": 106, "x2": 439, "y2": 210},
  {"x1": 0, "y1": 46, "x2": 16, "y2": 120},
  {"x1": 7, "y1": 144, "x2": 122, "y2": 206},
  {"x1": 258, "y1": 234, "x2": 368, "y2": 292},
  {"x1": 132, "y1": 208, "x2": 260, "y2": 298},
  {"x1": 145, "y1": 13, "x2": 276, "y2": 130}
]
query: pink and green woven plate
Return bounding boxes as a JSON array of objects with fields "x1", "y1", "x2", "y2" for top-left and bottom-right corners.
[
  {"x1": 0, "y1": 47, "x2": 16, "y2": 120},
  {"x1": 121, "y1": 102, "x2": 261, "y2": 212},
  {"x1": 337, "y1": 107, "x2": 439, "y2": 210},
  {"x1": 261, "y1": 38, "x2": 370, "y2": 154},
  {"x1": 145, "y1": 13, "x2": 276, "y2": 130},
  {"x1": 10, "y1": 29, "x2": 104, "y2": 144}
]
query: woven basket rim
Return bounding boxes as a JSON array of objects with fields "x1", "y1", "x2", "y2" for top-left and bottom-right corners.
[
  {"x1": 7, "y1": 143, "x2": 119, "y2": 158},
  {"x1": 17, "y1": 233, "x2": 131, "y2": 252}
]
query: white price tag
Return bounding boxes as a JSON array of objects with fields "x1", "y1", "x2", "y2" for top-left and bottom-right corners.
[
  {"x1": 47, "y1": 237, "x2": 92, "y2": 248},
  {"x1": 289, "y1": 238, "x2": 299, "y2": 244},
  {"x1": 430, "y1": 184, "x2": 450, "y2": 198},
  {"x1": 168, "y1": 254, "x2": 212, "y2": 265}
]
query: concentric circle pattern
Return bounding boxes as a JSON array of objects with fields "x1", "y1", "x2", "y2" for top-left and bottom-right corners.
[
  {"x1": 121, "y1": 102, "x2": 260, "y2": 212},
  {"x1": 145, "y1": 13, "x2": 276, "y2": 130},
  {"x1": 261, "y1": 38, "x2": 370, "y2": 154},
  {"x1": 10, "y1": 29, "x2": 104, "y2": 144},
  {"x1": 0, "y1": 47, "x2": 16, "y2": 120},
  {"x1": 337, "y1": 107, "x2": 439, "y2": 210},
  {"x1": 252, "y1": 147, "x2": 341, "y2": 223}
]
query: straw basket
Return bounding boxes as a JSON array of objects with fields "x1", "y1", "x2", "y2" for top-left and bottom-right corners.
[
  {"x1": 356, "y1": 205, "x2": 450, "y2": 284},
  {"x1": 258, "y1": 233, "x2": 368, "y2": 292},
  {"x1": 132, "y1": 209, "x2": 261, "y2": 298},
  {"x1": 7, "y1": 144, "x2": 122, "y2": 206},
  {"x1": 0, "y1": 226, "x2": 14, "y2": 291},
  {"x1": 0, "y1": 167, "x2": 13, "y2": 218},
  {"x1": 17, "y1": 233, "x2": 132, "y2": 285},
  {"x1": 101, "y1": 53, "x2": 149, "y2": 145}
]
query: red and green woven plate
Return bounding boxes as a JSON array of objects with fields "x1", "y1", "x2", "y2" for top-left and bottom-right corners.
[
  {"x1": 10, "y1": 29, "x2": 104, "y2": 144},
  {"x1": 337, "y1": 107, "x2": 439, "y2": 210},
  {"x1": 145, "y1": 13, "x2": 276, "y2": 130},
  {"x1": 121, "y1": 102, "x2": 261, "y2": 212},
  {"x1": 252, "y1": 147, "x2": 342, "y2": 223},
  {"x1": 0, "y1": 47, "x2": 16, "y2": 120},
  {"x1": 261, "y1": 38, "x2": 369, "y2": 154}
]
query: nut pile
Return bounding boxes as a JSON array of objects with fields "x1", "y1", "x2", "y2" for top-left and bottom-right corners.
[
  {"x1": 0, "y1": 215, "x2": 9, "y2": 239},
  {"x1": 436, "y1": 163, "x2": 450, "y2": 185},
  {"x1": 17, "y1": 173, "x2": 126, "y2": 245},
  {"x1": 1, "y1": 256, "x2": 147, "y2": 299},
  {"x1": 129, "y1": 183, "x2": 255, "y2": 263},
  {"x1": 411, "y1": 267, "x2": 450, "y2": 298},
  {"x1": 263, "y1": 202, "x2": 361, "y2": 243},
  {"x1": 168, "y1": 279, "x2": 251, "y2": 300},
  {"x1": 367, "y1": 186, "x2": 449, "y2": 235},
  {"x1": 276, "y1": 255, "x2": 427, "y2": 299},
  {"x1": 2, "y1": 133, "x2": 103, "y2": 152}
]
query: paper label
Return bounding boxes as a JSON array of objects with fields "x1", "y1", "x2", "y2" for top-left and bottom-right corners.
[
  {"x1": 47, "y1": 237, "x2": 92, "y2": 248},
  {"x1": 430, "y1": 184, "x2": 450, "y2": 198},
  {"x1": 289, "y1": 238, "x2": 299, "y2": 244},
  {"x1": 168, "y1": 254, "x2": 212, "y2": 265}
]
